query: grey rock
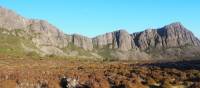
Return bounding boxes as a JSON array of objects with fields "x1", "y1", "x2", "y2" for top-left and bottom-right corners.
[
  {"x1": 93, "y1": 32, "x2": 113, "y2": 49},
  {"x1": 113, "y1": 30, "x2": 133, "y2": 51},
  {"x1": 132, "y1": 29, "x2": 163, "y2": 50},
  {"x1": 72, "y1": 34, "x2": 93, "y2": 50},
  {"x1": 133, "y1": 22, "x2": 200, "y2": 50},
  {"x1": 0, "y1": 7, "x2": 69, "y2": 56},
  {"x1": 0, "y1": 7, "x2": 28, "y2": 30},
  {"x1": 158, "y1": 22, "x2": 200, "y2": 48},
  {"x1": 27, "y1": 20, "x2": 68, "y2": 48},
  {"x1": 93, "y1": 29, "x2": 133, "y2": 51},
  {"x1": 1, "y1": 6, "x2": 200, "y2": 59}
]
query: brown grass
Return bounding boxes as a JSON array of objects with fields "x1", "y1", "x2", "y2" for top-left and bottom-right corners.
[{"x1": 0, "y1": 56, "x2": 199, "y2": 88}]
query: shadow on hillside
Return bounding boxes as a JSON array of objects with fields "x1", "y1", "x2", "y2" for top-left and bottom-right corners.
[{"x1": 143, "y1": 59, "x2": 200, "y2": 70}]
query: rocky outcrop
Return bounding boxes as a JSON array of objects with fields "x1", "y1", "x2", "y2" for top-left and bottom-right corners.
[
  {"x1": 133, "y1": 22, "x2": 200, "y2": 50},
  {"x1": 0, "y1": 7, "x2": 28, "y2": 30},
  {"x1": 93, "y1": 30, "x2": 133, "y2": 51},
  {"x1": 27, "y1": 20, "x2": 68, "y2": 48},
  {"x1": 72, "y1": 34, "x2": 93, "y2": 50},
  {"x1": 158, "y1": 22, "x2": 200, "y2": 47},
  {"x1": 0, "y1": 6, "x2": 200, "y2": 59},
  {"x1": 0, "y1": 7, "x2": 69, "y2": 56},
  {"x1": 94, "y1": 22, "x2": 200, "y2": 51},
  {"x1": 132, "y1": 29, "x2": 161, "y2": 50},
  {"x1": 113, "y1": 30, "x2": 133, "y2": 51},
  {"x1": 93, "y1": 32, "x2": 113, "y2": 49}
]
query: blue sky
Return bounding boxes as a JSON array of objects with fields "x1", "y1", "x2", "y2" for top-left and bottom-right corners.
[{"x1": 0, "y1": 0, "x2": 200, "y2": 38}]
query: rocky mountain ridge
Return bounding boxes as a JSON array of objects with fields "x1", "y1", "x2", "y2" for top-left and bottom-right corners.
[{"x1": 0, "y1": 6, "x2": 200, "y2": 60}]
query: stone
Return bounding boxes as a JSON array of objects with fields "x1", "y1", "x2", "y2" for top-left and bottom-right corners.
[
  {"x1": 93, "y1": 30, "x2": 133, "y2": 51},
  {"x1": 0, "y1": 6, "x2": 200, "y2": 59},
  {"x1": 72, "y1": 34, "x2": 93, "y2": 51},
  {"x1": 0, "y1": 6, "x2": 28, "y2": 30}
]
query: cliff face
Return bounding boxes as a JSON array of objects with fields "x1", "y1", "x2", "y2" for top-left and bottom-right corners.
[
  {"x1": 132, "y1": 22, "x2": 200, "y2": 50},
  {"x1": 93, "y1": 30, "x2": 133, "y2": 51},
  {"x1": 0, "y1": 7, "x2": 28, "y2": 30},
  {"x1": 0, "y1": 6, "x2": 200, "y2": 59},
  {"x1": 158, "y1": 22, "x2": 200, "y2": 47},
  {"x1": 28, "y1": 20, "x2": 68, "y2": 48},
  {"x1": 72, "y1": 34, "x2": 93, "y2": 51},
  {"x1": 94, "y1": 22, "x2": 200, "y2": 51},
  {"x1": 132, "y1": 29, "x2": 161, "y2": 50}
]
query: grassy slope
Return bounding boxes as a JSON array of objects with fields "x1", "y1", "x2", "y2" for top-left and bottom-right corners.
[
  {"x1": 0, "y1": 28, "x2": 39, "y2": 58},
  {"x1": 62, "y1": 42, "x2": 93, "y2": 56}
]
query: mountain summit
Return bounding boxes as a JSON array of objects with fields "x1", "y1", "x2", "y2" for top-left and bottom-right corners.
[
  {"x1": 133, "y1": 22, "x2": 200, "y2": 50},
  {"x1": 0, "y1": 7, "x2": 200, "y2": 60}
]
